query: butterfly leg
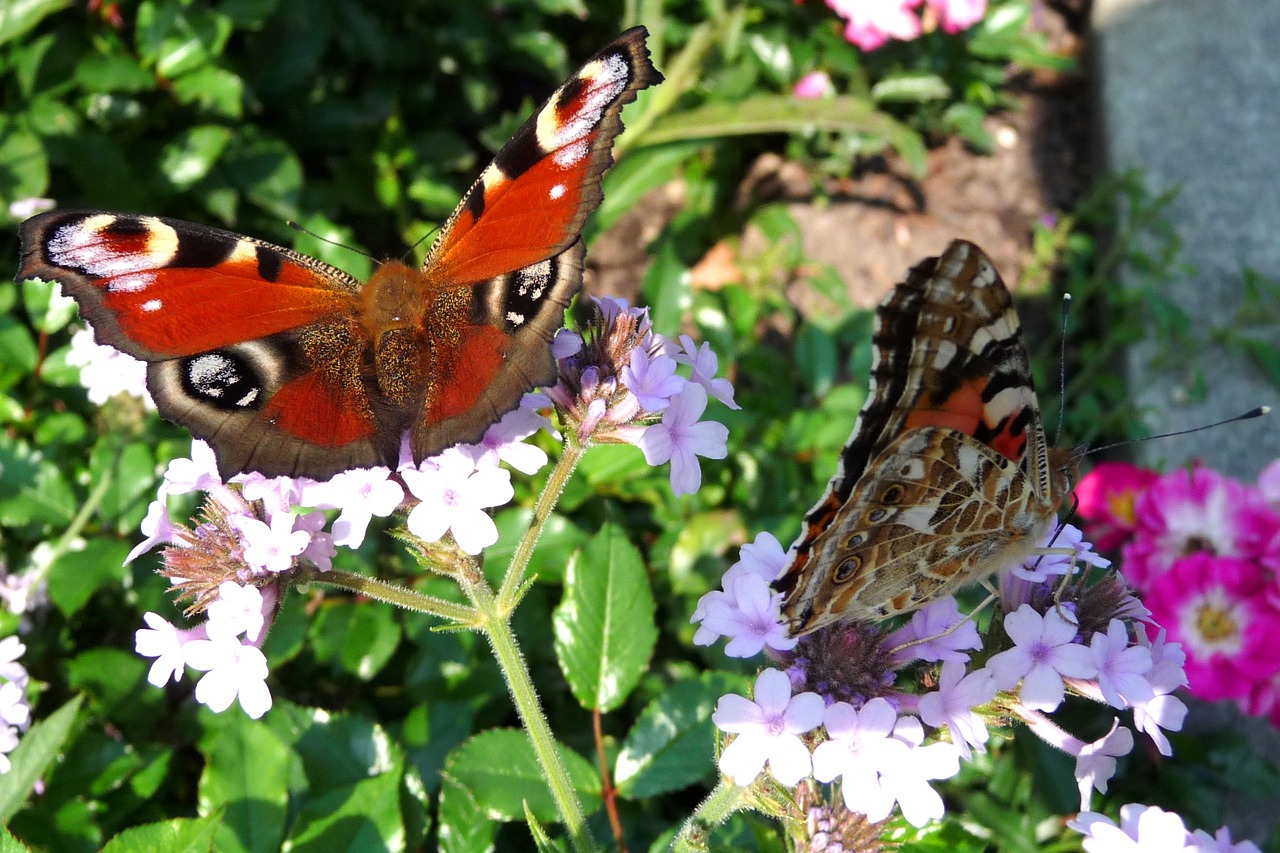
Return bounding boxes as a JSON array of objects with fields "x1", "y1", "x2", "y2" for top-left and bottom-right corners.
[{"x1": 887, "y1": 592, "x2": 998, "y2": 657}]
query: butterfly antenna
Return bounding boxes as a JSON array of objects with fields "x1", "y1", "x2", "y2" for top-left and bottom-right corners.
[
  {"x1": 286, "y1": 221, "x2": 378, "y2": 263},
  {"x1": 403, "y1": 226, "x2": 441, "y2": 264},
  {"x1": 1085, "y1": 406, "x2": 1270, "y2": 456},
  {"x1": 1054, "y1": 292, "x2": 1071, "y2": 446}
]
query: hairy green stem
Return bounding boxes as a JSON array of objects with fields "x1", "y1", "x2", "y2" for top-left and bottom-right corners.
[
  {"x1": 462, "y1": 563, "x2": 597, "y2": 853},
  {"x1": 305, "y1": 568, "x2": 476, "y2": 624},
  {"x1": 672, "y1": 781, "x2": 752, "y2": 852},
  {"x1": 497, "y1": 435, "x2": 586, "y2": 609}
]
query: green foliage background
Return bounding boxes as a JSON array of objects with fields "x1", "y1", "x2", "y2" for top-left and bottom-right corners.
[{"x1": 6, "y1": 1, "x2": 1271, "y2": 851}]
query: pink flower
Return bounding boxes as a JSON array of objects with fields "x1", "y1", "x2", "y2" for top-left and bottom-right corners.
[
  {"x1": 1122, "y1": 466, "x2": 1270, "y2": 587},
  {"x1": 925, "y1": 0, "x2": 986, "y2": 33},
  {"x1": 793, "y1": 71, "x2": 834, "y2": 99},
  {"x1": 1075, "y1": 462, "x2": 1159, "y2": 552},
  {"x1": 827, "y1": 0, "x2": 923, "y2": 51},
  {"x1": 1141, "y1": 554, "x2": 1280, "y2": 702}
]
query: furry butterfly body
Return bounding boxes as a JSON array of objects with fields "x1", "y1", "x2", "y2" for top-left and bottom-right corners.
[{"x1": 18, "y1": 29, "x2": 660, "y2": 480}]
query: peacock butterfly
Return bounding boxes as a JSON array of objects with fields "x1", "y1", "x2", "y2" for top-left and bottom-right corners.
[{"x1": 17, "y1": 28, "x2": 661, "y2": 480}]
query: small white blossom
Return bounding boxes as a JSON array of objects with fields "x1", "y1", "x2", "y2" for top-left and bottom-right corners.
[
  {"x1": 713, "y1": 668, "x2": 823, "y2": 786},
  {"x1": 402, "y1": 447, "x2": 514, "y2": 555},
  {"x1": 917, "y1": 660, "x2": 996, "y2": 759},
  {"x1": 986, "y1": 605, "x2": 1097, "y2": 711},
  {"x1": 1068, "y1": 804, "x2": 1195, "y2": 852},
  {"x1": 184, "y1": 636, "x2": 273, "y2": 719},
  {"x1": 1075, "y1": 719, "x2": 1134, "y2": 811}
]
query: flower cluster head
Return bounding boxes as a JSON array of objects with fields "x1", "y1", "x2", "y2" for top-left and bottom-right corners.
[
  {"x1": 0, "y1": 637, "x2": 32, "y2": 774},
  {"x1": 696, "y1": 518, "x2": 1198, "y2": 836},
  {"x1": 824, "y1": 0, "x2": 987, "y2": 52},
  {"x1": 1079, "y1": 460, "x2": 1280, "y2": 726},
  {"x1": 548, "y1": 298, "x2": 733, "y2": 496}
]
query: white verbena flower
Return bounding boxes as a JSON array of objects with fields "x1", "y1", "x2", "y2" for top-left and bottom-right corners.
[
  {"x1": 712, "y1": 668, "x2": 823, "y2": 786},
  {"x1": 637, "y1": 383, "x2": 729, "y2": 497},
  {"x1": 917, "y1": 660, "x2": 996, "y2": 760},
  {"x1": 184, "y1": 635, "x2": 273, "y2": 719},
  {"x1": 985, "y1": 605, "x2": 1097, "y2": 711},
  {"x1": 402, "y1": 447, "x2": 514, "y2": 555},
  {"x1": 1068, "y1": 803, "x2": 1196, "y2": 852}
]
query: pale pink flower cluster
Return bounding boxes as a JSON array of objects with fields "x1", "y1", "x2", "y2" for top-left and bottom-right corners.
[
  {"x1": 1070, "y1": 804, "x2": 1261, "y2": 852},
  {"x1": 66, "y1": 325, "x2": 154, "y2": 408},
  {"x1": 1080, "y1": 460, "x2": 1280, "y2": 726},
  {"x1": 549, "y1": 298, "x2": 734, "y2": 497},
  {"x1": 825, "y1": 0, "x2": 987, "y2": 52},
  {"x1": 697, "y1": 522, "x2": 1196, "y2": 832},
  {"x1": 132, "y1": 401, "x2": 555, "y2": 716},
  {"x1": 0, "y1": 637, "x2": 32, "y2": 774}
]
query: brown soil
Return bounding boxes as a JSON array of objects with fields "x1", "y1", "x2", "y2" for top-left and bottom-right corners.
[{"x1": 587, "y1": 0, "x2": 1092, "y2": 315}]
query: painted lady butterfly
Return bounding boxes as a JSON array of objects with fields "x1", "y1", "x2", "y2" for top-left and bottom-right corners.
[{"x1": 774, "y1": 240, "x2": 1082, "y2": 636}]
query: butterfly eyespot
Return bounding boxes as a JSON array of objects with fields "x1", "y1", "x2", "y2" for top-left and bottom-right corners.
[
  {"x1": 867, "y1": 508, "x2": 887, "y2": 523},
  {"x1": 180, "y1": 350, "x2": 265, "y2": 411},
  {"x1": 834, "y1": 557, "x2": 861, "y2": 583},
  {"x1": 881, "y1": 485, "x2": 904, "y2": 504},
  {"x1": 846, "y1": 533, "x2": 865, "y2": 547}
]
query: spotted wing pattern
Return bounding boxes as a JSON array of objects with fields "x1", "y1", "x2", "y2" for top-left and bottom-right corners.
[{"x1": 774, "y1": 240, "x2": 1079, "y2": 636}]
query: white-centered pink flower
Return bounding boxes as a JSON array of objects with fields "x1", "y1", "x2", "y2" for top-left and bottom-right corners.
[
  {"x1": 986, "y1": 605, "x2": 1097, "y2": 711},
  {"x1": 402, "y1": 447, "x2": 514, "y2": 555},
  {"x1": 712, "y1": 668, "x2": 823, "y2": 786},
  {"x1": 637, "y1": 383, "x2": 729, "y2": 496}
]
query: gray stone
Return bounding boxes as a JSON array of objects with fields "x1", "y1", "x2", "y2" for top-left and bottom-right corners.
[{"x1": 1094, "y1": 0, "x2": 1280, "y2": 481}]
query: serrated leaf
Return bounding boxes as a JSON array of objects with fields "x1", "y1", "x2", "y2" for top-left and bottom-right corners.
[
  {"x1": 284, "y1": 766, "x2": 405, "y2": 852},
  {"x1": 269, "y1": 703, "x2": 402, "y2": 797},
  {"x1": 0, "y1": 823, "x2": 33, "y2": 852},
  {"x1": 553, "y1": 523, "x2": 657, "y2": 712},
  {"x1": 101, "y1": 814, "x2": 222, "y2": 853},
  {"x1": 0, "y1": 695, "x2": 82, "y2": 820},
  {"x1": 615, "y1": 672, "x2": 740, "y2": 798},
  {"x1": 445, "y1": 729, "x2": 600, "y2": 823},
  {"x1": 437, "y1": 773, "x2": 496, "y2": 853},
  {"x1": 197, "y1": 712, "x2": 291, "y2": 853}
]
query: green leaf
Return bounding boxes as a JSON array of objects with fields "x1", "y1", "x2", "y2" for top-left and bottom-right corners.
[
  {"x1": 615, "y1": 672, "x2": 740, "y2": 799},
  {"x1": 588, "y1": 141, "x2": 702, "y2": 240},
  {"x1": 795, "y1": 323, "x2": 837, "y2": 397},
  {"x1": 159, "y1": 125, "x2": 233, "y2": 190},
  {"x1": 0, "y1": 118, "x2": 48, "y2": 206},
  {"x1": 221, "y1": 133, "x2": 302, "y2": 218},
  {"x1": 171, "y1": 66, "x2": 244, "y2": 118},
  {"x1": 553, "y1": 523, "x2": 657, "y2": 712},
  {"x1": 0, "y1": 695, "x2": 83, "y2": 821},
  {"x1": 270, "y1": 703, "x2": 401, "y2": 796},
  {"x1": 445, "y1": 729, "x2": 601, "y2": 823},
  {"x1": 487, "y1": 508, "x2": 588, "y2": 586},
  {"x1": 311, "y1": 600, "x2": 402, "y2": 679},
  {"x1": 0, "y1": 316, "x2": 37, "y2": 373},
  {"x1": 21, "y1": 278, "x2": 77, "y2": 335},
  {"x1": 285, "y1": 766, "x2": 405, "y2": 852},
  {"x1": 0, "y1": 0, "x2": 70, "y2": 49},
  {"x1": 197, "y1": 712, "x2": 292, "y2": 853},
  {"x1": 46, "y1": 537, "x2": 131, "y2": 618},
  {"x1": 437, "y1": 773, "x2": 497, "y2": 853},
  {"x1": 73, "y1": 53, "x2": 156, "y2": 94},
  {"x1": 101, "y1": 815, "x2": 222, "y2": 853},
  {"x1": 641, "y1": 232, "x2": 690, "y2": 337},
  {"x1": 870, "y1": 70, "x2": 951, "y2": 103},
  {"x1": 0, "y1": 823, "x2": 34, "y2": 852},
  {"x1": 66, "y1": 649, "x2": 161, "y2": 736}
]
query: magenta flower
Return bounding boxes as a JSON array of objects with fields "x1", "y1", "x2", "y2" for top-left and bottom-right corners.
[
  {"x1": 925, "y1": 0, "x2": 986, "y2": 33},
  {"x1": 1122, "y1": 466, "x2": 1270, "y2": 586},
  {"x1": 827, "y1": 0, "x2": 923, "y2": 50},
  {"x1": 1141, "y1": 554, "x2": 1280, "y2": 702},
  {"x1": 793, "y1": 71, "x2": 834, "y2": 99},
  {"x1": 1076, "y1": 462, "x2": 1159, "y2": 552}
]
